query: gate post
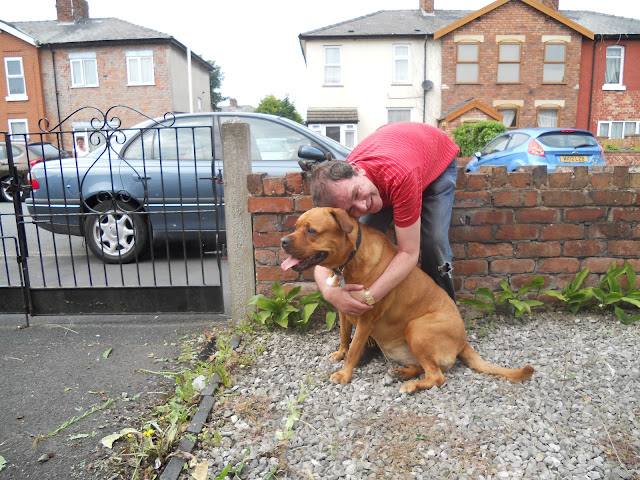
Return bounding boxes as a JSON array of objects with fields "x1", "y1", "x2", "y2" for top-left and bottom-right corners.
[{"x1": 221, "y1": 120, "x2": 255, "y2": 320}]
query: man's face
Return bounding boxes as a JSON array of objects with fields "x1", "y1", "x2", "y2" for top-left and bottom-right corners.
[{"x1": 326, "y1": 167, "x2": 382, "y2": 218}]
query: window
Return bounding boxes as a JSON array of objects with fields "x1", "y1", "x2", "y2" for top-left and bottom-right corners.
[
  {"x1": 126, "y1": 50, "x2": 154, "y2": 86},
  {"x1": 69, "y1": 52, "x2": 98, "y2": 87},
  {"x1": 307, "y1": 124, "x2": 356, "y2": 148},
  {"x1": 536, "y1": 107, "x2": 560, "y2": 127},
  {"x1": 324, "y1": 46, "x2": 341, "y2": 85},
  {"x1": 497, "y1": 107, "x2": 519, "y2": 128},
  {"x1": 387, "y1": 109, "x2": 411, "y2": 123},
  {"x1": 4, "y1": 57, "x2": 27, "y2": 101},
  {"x1": 497, "y1": 43, "x2": 520, "y2": 83},
  {"x1": 543, "y1": 43, "x2": 566, "y2": 83},
  {"x1": 604, "y1": 46, "x2": 625, "y2": 89},
  {"x1": 393, "y1": 44, "x2": 410, "y2": 84},
  {"x1": 598, "y1": 121, "x2": 639, "y2": 139},
  {"x1": 456, "y1": 43, "x2": 479, "y2": 83},
  {"x1": 8, "y1": 119, "x2": 28, "y2": 142}
]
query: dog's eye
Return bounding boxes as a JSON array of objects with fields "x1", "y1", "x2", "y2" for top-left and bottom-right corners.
[{"x1": 306, "y1": 227, "x2": 317, "y2": 235}]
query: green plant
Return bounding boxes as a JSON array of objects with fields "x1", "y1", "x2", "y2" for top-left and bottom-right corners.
[
  {"x1": 276, "y1": 382, "x2": 308, "y2": 441},
  {"x1": 458, "y1": 277, "x2": 544, "y2": 317},
  {"x1": 542, "y1": 268, "x2": 594, "y2": 313},
  {"x1": 452, "y1": 121, "x2": 507, "y2": 157},
  {"x1": 248, "y1": 281, "x2": 336, "y2": 331},
  {"x1": 592, "y1": 261, "x2": 640, "y2": 324}
]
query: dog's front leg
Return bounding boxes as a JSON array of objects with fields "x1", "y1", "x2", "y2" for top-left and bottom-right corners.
[
  {"x1": 329, "y1": 312, "x2": 352, "y2": 361},
  {"x1": 330, "y1": 316, "x2": 375, "y2": 385}
]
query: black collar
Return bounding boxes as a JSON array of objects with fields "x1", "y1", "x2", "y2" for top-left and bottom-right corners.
[{"x1": 333, "y1": 224, "x2": 361, "y2": 277}]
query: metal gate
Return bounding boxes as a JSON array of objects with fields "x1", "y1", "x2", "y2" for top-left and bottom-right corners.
[{"x1": 0, "y1": 107, "x2": 225, "y2": 326}]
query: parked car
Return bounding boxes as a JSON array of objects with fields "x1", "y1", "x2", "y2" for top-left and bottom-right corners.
[
  {"x1": 1, "y1": 142, "x2": 33, "y2": 202},
  {"x1": 26, "y1": 112, "x2": 350, "y2": 263},
  {"x1": 26, "y1": 141, "x2": 72, "y2": 161},
  {"x1": 465, "y1": 128, "x2": 605, "y2": 173}
]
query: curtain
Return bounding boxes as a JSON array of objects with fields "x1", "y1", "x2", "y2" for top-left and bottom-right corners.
[
  {"x1": 500, "y1": 109, "x2": 516, "y2": 128},
  {"x1": 605, "y1": 58, "x2": 620, "y2": 84},
  {"x1": 538, "y1": 109, "x2": 558, "y2": 128}
]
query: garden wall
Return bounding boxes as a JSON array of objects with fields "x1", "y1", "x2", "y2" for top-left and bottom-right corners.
[{"x1": 247, "y1": 165, "x2": 640, "y2": 300}]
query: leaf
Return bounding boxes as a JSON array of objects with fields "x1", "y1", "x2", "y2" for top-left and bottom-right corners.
[
  {"x1": 0, "y1": 456, "x2": 6, "y2": 472},
  {"x1": 100, "y1": 428, "x2": 138, "y2": 448},
  {"x1": 615, "y1": 306, "x2": 628, "y2": 324},
  {"x1": 326, "y1": 311, "x2": 336, "y2": 330},
  {"x1": 103, "y1": 348, "x2": 113, "y2": 359},
  {"x1": 604, "y1": 292, "x2": 623, "y2": 305},
  {"x1": 475, "y1": 288, "x2": 495, "y2": 302},
  {"x1": 621, "y1": 297, "x2": 640, "y2": 308},
  {"x1": 272, "y1": 281, "x2": 286, "y2": 300},
  {"x1": 567, "y1": 268, "x2": 589, "y2": 295},
  {"x1": 192, "y1": 460, "x2": 209, "y2": 480},
  {"x1": 285, "y1": 286, "x2": 302, "y2": 301},
  {"x1": 540, "y1": 290, "x2": 567, "y2": 302},
  {"x1": 625, "y1": 262, "x2": 636, "y2": 292},
  {"x1": 301, "y1": 303, "x2": 318, "y2": 323}
]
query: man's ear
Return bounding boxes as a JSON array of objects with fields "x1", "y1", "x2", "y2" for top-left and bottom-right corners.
[
  {"x1": 352, "y1": 164, "x2": 366, "y2": 176},
  {"x1": 330, "y1": 208, "x2": 354, "y2": 234}
]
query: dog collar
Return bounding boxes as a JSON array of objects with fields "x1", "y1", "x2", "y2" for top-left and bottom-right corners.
[{"x1": 333, "y1": 224, "x2": 361, "y2": 278}]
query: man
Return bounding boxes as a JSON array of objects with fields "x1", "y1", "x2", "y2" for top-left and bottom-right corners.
[{"x1": 310, "y1": 122, "x2": 459, "y2": 318}]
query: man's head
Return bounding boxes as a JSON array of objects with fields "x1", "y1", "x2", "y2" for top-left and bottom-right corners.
[
  {"x1": 309, "y1": 160, "x2": 382, "y2": 218},
  {"x1": 77, "y1": 138, "x2": 85, "y2": 147}
]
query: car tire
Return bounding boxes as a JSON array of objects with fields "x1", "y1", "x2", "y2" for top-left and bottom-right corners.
[
  {"x1": 84, "y1": 200, "x2": 149, "y2": 264},
  {"x1": 1, "y1": 175, "x2": 25, "y2": 202}
]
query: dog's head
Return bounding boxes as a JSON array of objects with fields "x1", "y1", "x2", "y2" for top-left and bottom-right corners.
[{"x1": 280, "y1": 207, "x2": 357, "y2": 272}]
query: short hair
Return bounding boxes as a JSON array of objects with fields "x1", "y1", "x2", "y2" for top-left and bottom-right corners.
[{"x1": 309, "y1": 160, "x2": 354, "y2": 206}]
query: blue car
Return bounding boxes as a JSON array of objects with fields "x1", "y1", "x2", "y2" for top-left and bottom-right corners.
[
  {"x1": 25, "y1": 112, "x2": 350, "y2": 263},
  {"x1": 465, "y1": 128, "x2": 605, "y2": 173}
]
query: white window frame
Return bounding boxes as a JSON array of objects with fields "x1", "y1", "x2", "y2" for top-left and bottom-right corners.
[
  {"x1": 308, "y1": 123, "x2": 356, "y2": 148},
  {"x1": 69, "y1": 52, "x2": 99, "y2": 88},
  {"x1": 4, "y1": 57, "x2": 28, "y2": 101},
  {"x1": 603, "y1": 45, "x2": 626, "y2": 91},
  {"x1": 392, "y1": 44, "x2": 410, "y2": 84},
  {"x1": 387, "y1": 108, "x2": 411, "y2": 123},
  {"x1": 323, "y1": 46, "x2": 342, "y2": 86},
  {"x1": 126, "y1": 50, "x2": 155, "y2": 86},
  {"x1": 597, "y1": 120, "x2": 639, "y2": 139},
  {"x1": 8, "y1": 118, "x2": 29, "y2": 142}
]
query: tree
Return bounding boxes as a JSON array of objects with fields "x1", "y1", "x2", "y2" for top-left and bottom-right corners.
[
  {"x1": 207, "y1": 60, "x2": 227, "y2": 111},
  {"x1": 452, "y1": 121, "x2": 507, "y2": 157},
  {"x1": 255, "y1": 95, "x2": 304, "y2": 124}
]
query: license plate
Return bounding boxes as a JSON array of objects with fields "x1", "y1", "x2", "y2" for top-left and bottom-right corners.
[{"x1": 560, "y1": 156, "x2": 587, "y2": 163}]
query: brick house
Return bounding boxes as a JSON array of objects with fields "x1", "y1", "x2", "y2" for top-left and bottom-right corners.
[
  {"x1": 299, "y1": 0, "x2": 640, "y2": 142},
  {"x1": 1, "y1": 0, "x2": 213, "y2": 151}
]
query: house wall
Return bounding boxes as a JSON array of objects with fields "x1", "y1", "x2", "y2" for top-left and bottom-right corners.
[
  {"x1": 304, "y1": 37, "x2": 439, "y2": 141},
  {"x1": 247, "y1": 166, "x2": 640, "y2": 299},
  {"x1": 0, "y1": 33, "x2": 46, "y2": 135},
  {"x1": 440, "y1": 1, "x2": 583, "y2": 129},
  {"x1": 167, "y1": 44, "x2": 212, "y2": 114}
]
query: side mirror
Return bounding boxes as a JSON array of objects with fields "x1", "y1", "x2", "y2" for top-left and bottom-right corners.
[
  {"x1": 298, "y1": 145, "x2": 328, "y2": 161},
  {"x1": 474, "y1": 151, "x2": 482, "y2": 158}
]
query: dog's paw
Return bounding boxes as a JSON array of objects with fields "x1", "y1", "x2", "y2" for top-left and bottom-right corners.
[
  {"x1": 330, "y1": 369, "x2": 352, "y2": 384},
  {"x1": 329, "y1": 351, "x2": 345, "y2": 361},
  {"x1": 399, "y1": 380, "x2": 420, "y2": 394}
]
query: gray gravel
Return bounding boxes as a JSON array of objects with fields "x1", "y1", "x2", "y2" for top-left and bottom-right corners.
[{"x1": 189, "y1": 312, "x2": 639, "y2": 480}]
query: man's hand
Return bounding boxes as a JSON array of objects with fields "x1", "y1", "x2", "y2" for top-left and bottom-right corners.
[{"x1": 324, "y1": 284, "x2": 373, "y2": 317}]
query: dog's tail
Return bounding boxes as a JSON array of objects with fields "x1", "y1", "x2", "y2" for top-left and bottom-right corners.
[{"x1": 457, "y1": 343, "x2": 534, "y2": 383}]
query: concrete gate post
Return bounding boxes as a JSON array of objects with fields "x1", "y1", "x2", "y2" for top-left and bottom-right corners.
[{"x1": 220, "y1": 119, "x2": 255, "y2": 320}]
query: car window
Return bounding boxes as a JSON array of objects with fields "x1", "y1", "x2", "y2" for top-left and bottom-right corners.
[
  {"x1": 507, "y1": 133, "x2": 530, "y2": 149},
  {"x1": 482, "y1": 135, "x2": 511, "y2": 155},
  {"x1": 0, "y1": 145, "x2": 6, "y2": 160},
  {"x1": 27, "y1": 143, "x2": 60, "y2": 158},
  {"x1": 538, "y1": 132, "x2": 597, "y2": 148}
]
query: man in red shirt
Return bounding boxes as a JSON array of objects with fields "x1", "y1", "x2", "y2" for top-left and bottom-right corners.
[{"x1": 310, "y1": 122, "x2": 459, "y2": 317}]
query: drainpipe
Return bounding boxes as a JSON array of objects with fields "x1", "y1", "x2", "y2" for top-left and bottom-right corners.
[
  {"x1": 586, "y1": 38, "x2": 597, "y2": 134},
  {"x1": 50, "y1": 47, "x2": 64, "y2": 149},
  {"x1": 423, "y1": 36, "x2": 428, "y2": 123},
  {"x1": 187, "y1": 47, "x2": 193, "y2": 113}
]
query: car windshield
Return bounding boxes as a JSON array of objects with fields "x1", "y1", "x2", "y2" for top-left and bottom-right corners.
[
  {"x1": 538, "y1": 132, "x2": 598, "y2": 148},
  {"x1": 27, "y1": 143, "x2": 62, "y2": 157}
]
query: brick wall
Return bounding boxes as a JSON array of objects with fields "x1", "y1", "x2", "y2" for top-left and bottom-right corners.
[{"x1": 248, "y1": 166, "x2": 640, "y2": 299}]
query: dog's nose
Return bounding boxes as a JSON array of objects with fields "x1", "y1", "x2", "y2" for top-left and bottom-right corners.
[{"x1": 280, "y1": 236, "x2": 290, "y2": 249}]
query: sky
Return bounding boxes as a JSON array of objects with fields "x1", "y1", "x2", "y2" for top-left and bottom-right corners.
[{"x1": 2, "y1": 0, "x2": 640, "y2": 114}]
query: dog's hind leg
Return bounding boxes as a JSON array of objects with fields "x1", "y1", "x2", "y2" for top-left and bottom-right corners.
[
  {"x1": 391, "y1": 364, "x2": 424, "y2": 380},
  {"x1": 399, "y1": 360, "x2": 445, "y2": 393}
]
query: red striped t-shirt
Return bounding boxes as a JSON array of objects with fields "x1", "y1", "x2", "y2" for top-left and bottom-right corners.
[{"x1": 348, "y1": 122, "x2": 459, "y2": 227}]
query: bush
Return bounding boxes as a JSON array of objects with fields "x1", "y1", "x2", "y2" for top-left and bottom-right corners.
[{"x1": 453, "y1": 121, "x2": 506, "y2": 157}]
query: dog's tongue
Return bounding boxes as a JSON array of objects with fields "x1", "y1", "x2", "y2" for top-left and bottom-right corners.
[{"x1": 281, "y1": 256, "x2": 301, "y2": 271}]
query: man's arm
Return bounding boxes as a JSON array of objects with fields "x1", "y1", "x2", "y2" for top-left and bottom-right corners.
[{"x1": 314, "y1": 265, "x2": 372, "y2": 317}]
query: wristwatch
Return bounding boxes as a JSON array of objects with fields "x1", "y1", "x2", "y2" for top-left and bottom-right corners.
[{"x1": 363, "y1": 288, "x2": 375, "y2": 306}]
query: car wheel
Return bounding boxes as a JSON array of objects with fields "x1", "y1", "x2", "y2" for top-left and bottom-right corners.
[
  {"x1": 0, "y1": 175, "x2": 25, "y2": 202},
  {"x1": 84, "y1": 200, "x2": 149, "y2": 264}
]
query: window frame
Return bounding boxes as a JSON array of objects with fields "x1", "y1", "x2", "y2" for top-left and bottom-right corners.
[
  {"x1": 392, "y1": 44, "x2": 410, "y2": 85},
  {"x1": 535, "y1": 106, "x2": 561, "y2": 128},
  {"x1": 497, "y1": 42, "x2": 521, "y2": 84},
  {"x1": 597, "y1": 120, "x2": 639, "y2": 139},
  {"x1": 455, "y1": 42, "x2": 480, "y2": 84},
  {"x1": 126, "y1": 50, "x2": 155, "y2": 86},
  {"x1": 323, "y1": 45, "x2": 342, "y2": 86},
  {"x1": 69, "y1": 52, "x2": 99, "y2": 88},
  {"x1": 8, "y1": 118, "x2": 29, "y2": 142},
  {"x1": 542, "y1": 42, "x2": 566, "y2": 84},
  {"x1": 4, "y1": 56, "x2": 28, "y2": 101},
  {"x1": 603, "y1": 45, "x2": 626, "y2": 90},
  {"x1": 387, "y1": 108, "x2": 411, "y2": 123},
  {"x1": 497, "y1": 106, "x2": 520, "y2": 129}
]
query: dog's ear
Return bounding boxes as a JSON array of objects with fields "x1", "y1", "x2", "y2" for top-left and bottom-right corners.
[
  {"x1": 330, "y1": 208, "x2": 354, "y2": 234},
  {"x1": 297, "y1": 159, "x2": 315, "y2": 173}
]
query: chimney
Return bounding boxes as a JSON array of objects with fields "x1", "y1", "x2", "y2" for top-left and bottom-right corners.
[
  {"x1": 538, "y1": 0, "x2": 559, "y2": 10},
  {"x1": 230, "y1": 98, "x2": 238, "y2": 108},
  {"x1": 420, "y1": 0, "x2": 434, "y2": 13},
  {"x1": 56, "y1": 0, "x2": 89, "y2": 22}
]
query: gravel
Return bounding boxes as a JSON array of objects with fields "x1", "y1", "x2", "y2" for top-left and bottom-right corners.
[{"x1": 186, "y1": 312, "x2": 639, "y2": 480}]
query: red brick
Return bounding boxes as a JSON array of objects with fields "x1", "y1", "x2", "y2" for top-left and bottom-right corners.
[
  {"x1": 563, "y1": 240, "x2": 605, "y2": 257},
  {"x1": 285, "y1": 172, "x2": 304, "y2": 194},
  {"x1": 451, "y1": 243, "x2": 467, "y2": 260},
  {"x1": 516, "y1": 242, "x2": 561, "y2": 258},
  {"x1": 467, "y1": 209, "x2": 514, "y2": 225},
  {"x1": 541, "y1": 191, "x2": 588, "y2": 207},
  {"x1": 453, "y1": 191, "x2": 490, "y2": 208},
  {"x1": 515, "y1": 209, "x2": 561, "y2": 224},
  {"x1": 583, "y1": 257, "x2": 624, "y2": 273},
  {"x1": 633, "y1": 225, "x2": 640, "y2": 239},
  {"x1": 254, "y1": 249, "x2": 276, "y2": 265},
  {"x1": 468, "y1": 242, "x2": 513, "y2": 258},
  {"x1": 548, "y1": 171, "x2": 572, "y2": 188},
  {"x1": 493, "y1": 190, "x2": 537, "y2": 207},
  {"x1": 590, "y1": 172, "x2": 612, "y2": 188},
  {"x1": 565, "y1": 208, "x2": 607, "y2": 222},
  {"x1": 587, "y1": 224, "x2": 631, "y2": 238},
  {"x1": 248, "y1": 197, "x2": 294, "y2": 213},
  {"x1": 263, "y1": 176, "x2": 286, "y2": 196},
  {"x1": 591, "y1": 190, "x2": 635, "y2": 206},
  {"x1": 538, "y1": 258, "x2": 580, "y2": 274},
  {"x1": 256, "y1": 266, "x2": 300, "y2": 282},
  {"x1": 449, "y1": 226, "x2": 493, "y2": 242},
  {"x1": 283, "y1": 215, "x2": 300, "y2": 230},
  {"x1": 540, "y1": 224, "x2": 584, "y2": 240},
  {"x1": 612, "y1": 208, "x2": 640, "y2": 222},
  {"x1": 608, "y1": 241, "x2": 640, "y2": 256},
  {"x1": 490, "y1": 259, "x2": 535, "y2": 274},
  {"x1": 463, "y1": 276, "x2": 503, "y2": 292},
  {"x1": 452, "y1": 259, "x2": 488, "y2": 275},
  {"x1": 253, "y1": 232, "x2": 285, "y2": 248},
  {"x1": 495, "y1": 225, "x2": 539, "y2": 240},
  {"x1": 252, "y1": 214, "x2": 280, "y2": 232},
  {"x1": 510, "y1": 275, "x2": 553, "y2": 291},
  {"x1": 507, "y1": 171, "x2": 532, "y2": 188},
  {"x1": 613, "y1": 166, "x2": 630, "y2": 187},
  {"x1": 465, "y1": 173, "x2": 490, "y2": 190},
  {"x1": 295, "y1": 196, "x2": 313, "y2": 212}
]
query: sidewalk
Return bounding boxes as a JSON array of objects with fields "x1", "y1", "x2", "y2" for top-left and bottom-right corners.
[{"x1": 0, "y1": 312, "x2": 230, "y2": 479}]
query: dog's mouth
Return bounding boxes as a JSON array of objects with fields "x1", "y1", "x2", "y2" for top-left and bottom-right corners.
[{"x1": 281, "y1": 251, "x2": 328, "y2": 272}]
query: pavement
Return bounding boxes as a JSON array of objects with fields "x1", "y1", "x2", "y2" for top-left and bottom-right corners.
[{"x1": 0, "y1": 312, "x2": 231, "y2": 479}]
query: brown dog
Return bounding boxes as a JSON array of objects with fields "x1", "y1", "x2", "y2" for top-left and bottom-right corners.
[{"x1": 281, "y1": 207, "x2": 534, "y2": 393}]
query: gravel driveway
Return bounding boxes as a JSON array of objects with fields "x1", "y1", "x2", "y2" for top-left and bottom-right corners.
[{"x1": 184, "y1": 312, "x2": 639, "y2": 480}]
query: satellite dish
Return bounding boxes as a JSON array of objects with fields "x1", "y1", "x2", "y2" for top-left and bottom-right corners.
[{"x1": 422, "y1": 80, "x2": 434, "y2": 92}]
